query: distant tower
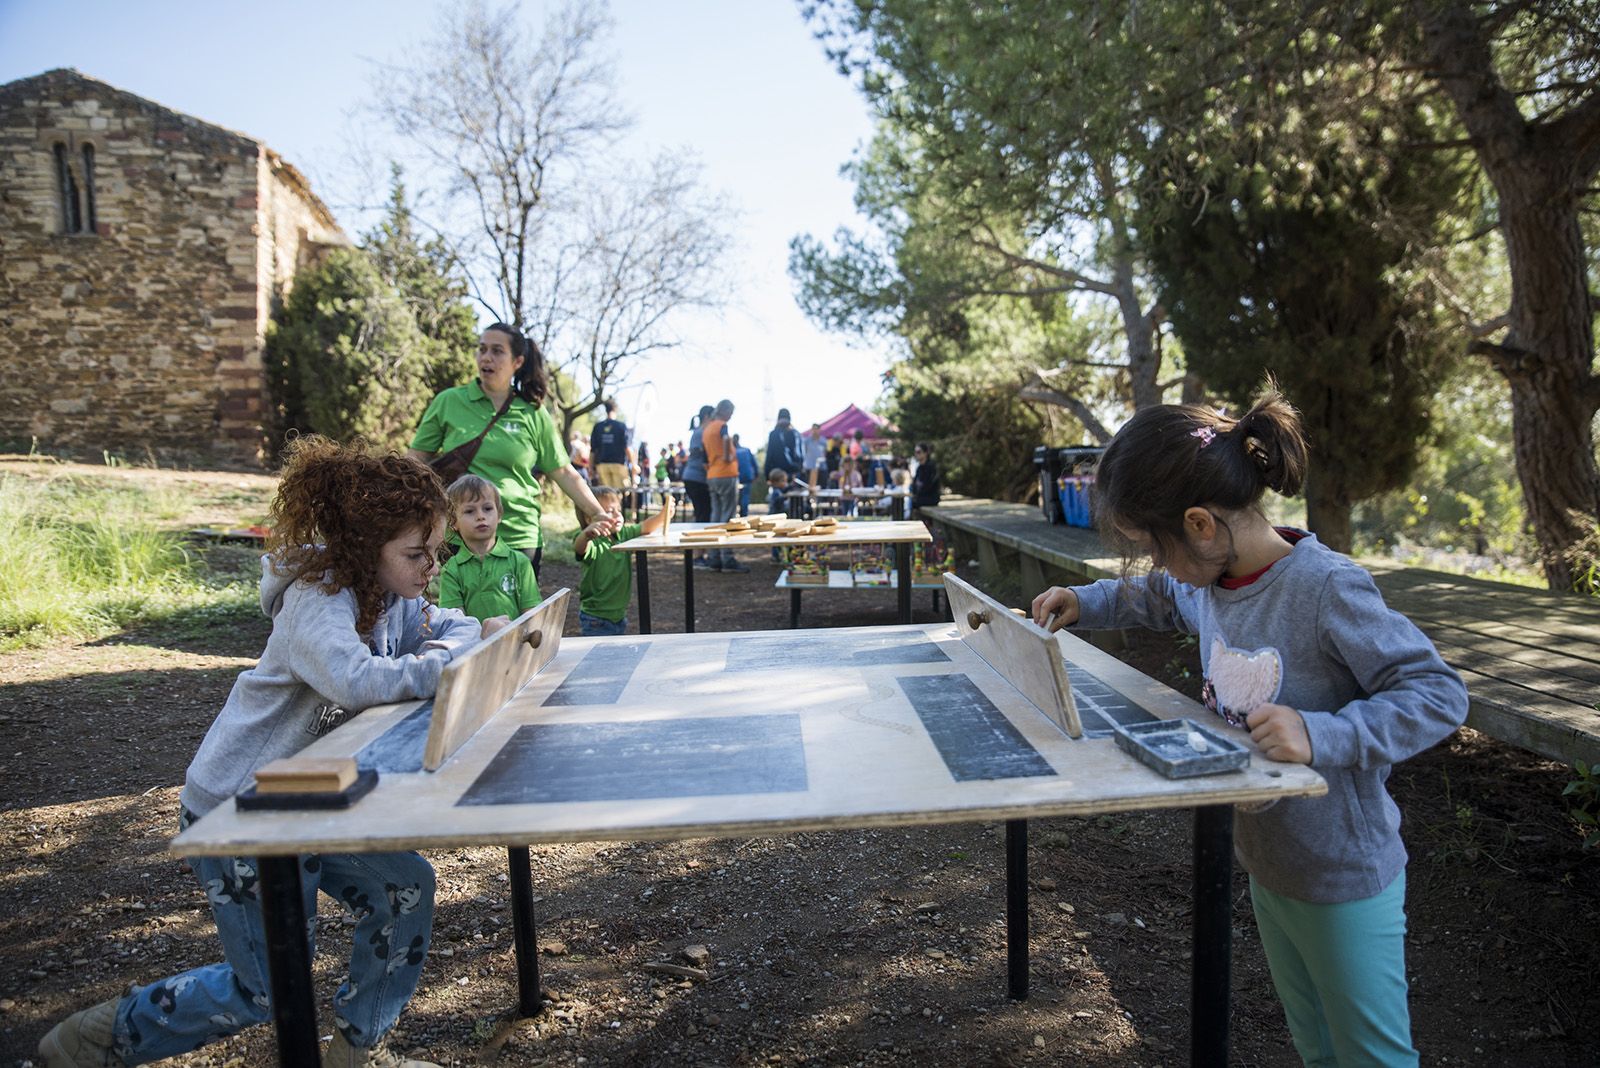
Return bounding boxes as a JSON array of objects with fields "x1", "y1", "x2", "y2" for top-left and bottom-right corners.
[{"x1": 762, "y1": 364, "x2": 775, "y2": 426}]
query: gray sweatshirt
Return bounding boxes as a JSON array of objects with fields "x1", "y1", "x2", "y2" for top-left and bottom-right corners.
[
  {"x1": 1072, "y1": 532, "x2": 1467, "y2": 903},
  {"x1": 181, "y1": 556, "x2": 482, "y2": 816}
]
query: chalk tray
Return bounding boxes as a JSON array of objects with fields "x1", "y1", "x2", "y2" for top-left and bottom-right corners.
[
  {"x1": 1113, "y1": 719, "x2": 1248, "y2": 779},
  {"x1": 235, "y1": 768, "x2": 380, "y2": 811}
]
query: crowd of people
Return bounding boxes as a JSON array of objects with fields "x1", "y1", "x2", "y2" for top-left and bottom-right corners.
[{"x1": 564, "y1": 403, "x2": 944, "y2": 520}]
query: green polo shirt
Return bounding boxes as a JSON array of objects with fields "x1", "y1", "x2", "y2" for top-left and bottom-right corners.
[
  {"x1": 577, "y1": 522, "x2": 642, "y2": 622},
  {"x1": 412, "y1": 381, "x2": 570, "y2": 549},
  {"x1": 438, "y1": 539, "x2": 542, "y2": 621}
]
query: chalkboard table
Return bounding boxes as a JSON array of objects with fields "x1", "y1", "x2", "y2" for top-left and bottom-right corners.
[
  {"x1": 613, "y1": 519, "x2": 934, "y2": 632},
  {"x1": 173, "y1": 611, "x2": 1324, "y2": 1067}
]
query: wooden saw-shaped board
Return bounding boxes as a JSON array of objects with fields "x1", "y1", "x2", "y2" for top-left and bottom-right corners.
[
  {"x1": 423, "y1": 588, "x2": 571, "y2": 770},
  {"x1": 942, "y1": 573, "x2": 1081, "y2": 738}
]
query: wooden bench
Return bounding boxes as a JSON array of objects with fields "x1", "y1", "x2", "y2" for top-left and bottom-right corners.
[{"x1": 921, "y1": 498, "x2": 1600, "y2": 769}]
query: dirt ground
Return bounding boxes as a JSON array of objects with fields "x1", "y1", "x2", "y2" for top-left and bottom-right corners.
[{"x1": 2, "y1": 532, "x2": 1597, "y2": 1066}]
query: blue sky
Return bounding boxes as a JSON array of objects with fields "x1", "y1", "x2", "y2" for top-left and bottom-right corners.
[{"x1": 0, "y1": 0, "x2": 896, "y2": 454}]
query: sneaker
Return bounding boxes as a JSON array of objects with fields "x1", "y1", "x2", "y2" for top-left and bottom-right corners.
[
  {"x1": 721, "y1": 561, "x2": 750, "y2": 573},
  {"x1": 692, "y1": 558, "x2": 714, "y2": 570},
  {"x1": 37, "y1": 997, "x2": 119, "y2": 1067},
  {"x1": 325, "y1": 1029, "x2": 440, "y2": 1068}
]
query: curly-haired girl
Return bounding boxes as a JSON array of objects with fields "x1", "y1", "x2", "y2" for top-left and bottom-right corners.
[{"x1": 39, "y1": 437, "x2": 487, "y2": 1068}]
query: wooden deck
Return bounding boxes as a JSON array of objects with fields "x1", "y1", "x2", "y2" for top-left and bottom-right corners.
[{"x1": 922, "y1": 498, "x2": 1600, "y2": 768}]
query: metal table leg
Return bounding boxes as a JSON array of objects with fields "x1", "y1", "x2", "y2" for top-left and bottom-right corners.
[
  {"x1": 507, "y1": 846, "x2": 544, "y2": 1017},
  {"x1": 636, "y1": 552, "x2": 652, "y2": 635},
  {"x1": 258, "y1": 854, "x2": 320, "y2": 1068},
  {"x1": 683, "y1": 551, "x2": 696, "y2": 633},
  {"x1": 1192, "y1": 805, "x2": 1234, "y2": 1065},
  {"x1": 790, "y1": 589, "x2": 801, "y2": 629},
  {"x1": 896, "y1": 543, "x2": 912, "y2": 625},
  {"x1": 1006, "y1": 819, "x2": 1028, "y2": 1001}
]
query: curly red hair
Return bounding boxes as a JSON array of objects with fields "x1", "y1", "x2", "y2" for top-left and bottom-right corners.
[{"x1": 267, "y1": 436, "x2": 450, "y2": 635}]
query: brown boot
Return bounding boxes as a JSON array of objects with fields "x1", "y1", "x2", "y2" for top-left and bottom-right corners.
[
  {"x1": 324, "y1": 1028, "x2": 439, "y2": 1068},
  {"x1": 37, "y1": 997, "x2": 122, "y2": 1067}
]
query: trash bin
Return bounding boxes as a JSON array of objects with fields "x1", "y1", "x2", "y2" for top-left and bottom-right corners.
[
  {"x1": 1034, "y1": 445, "x2": 1065, "y2": 524},
  {"x1": 1058, "y1": 446, "x2": 1104, "y2": 529}
]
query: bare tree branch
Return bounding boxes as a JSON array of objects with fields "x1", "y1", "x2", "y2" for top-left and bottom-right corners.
[{"x1": 372, "y1": 0, "x2": 731, "y2": 432}]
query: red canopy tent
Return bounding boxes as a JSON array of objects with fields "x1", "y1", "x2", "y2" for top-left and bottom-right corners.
[{"x1": 815, "y1": 404, "x2": 895, "y2": 443}]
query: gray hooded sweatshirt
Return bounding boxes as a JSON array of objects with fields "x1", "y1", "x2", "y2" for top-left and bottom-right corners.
[
  {"x1": 1072, "y1": 532, "x2": 1468, "y2": 903},
  {"x1": 181, "y1": 556, "x2": 483, "y2": 817}
]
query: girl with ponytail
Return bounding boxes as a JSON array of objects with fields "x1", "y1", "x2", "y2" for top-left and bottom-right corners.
[{"x1": 1032, "y1": 382, "x2": 1467, "y2": 1066}]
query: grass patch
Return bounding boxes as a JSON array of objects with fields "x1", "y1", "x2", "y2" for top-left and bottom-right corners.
[{"x1": 0, "y1": 472, "x2": 257, "y2": 649}]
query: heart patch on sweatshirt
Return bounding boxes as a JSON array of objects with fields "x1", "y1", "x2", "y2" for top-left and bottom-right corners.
[{"x1": 1203, "y1": 637, "x2": 1283, "y2": 727}]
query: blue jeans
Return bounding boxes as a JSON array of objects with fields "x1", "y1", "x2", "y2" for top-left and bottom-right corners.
[
  {"x1": 708, "y1": 477, "x2": 739, "y2": 568},
  {"x1": 1250, "y1": 872, "x2": 1416, "y2": 1067},
  {"x1": 113, "y1": 810, "x2": 434, "y2": 1064},
  {"x1": 579, "y1": 610, "x2": 627, "y2": 636}
]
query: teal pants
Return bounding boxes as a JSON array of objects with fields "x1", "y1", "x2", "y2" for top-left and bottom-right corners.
[{"x1": 1250, "y1": 872, "x2": 1417, "y2": 1067}]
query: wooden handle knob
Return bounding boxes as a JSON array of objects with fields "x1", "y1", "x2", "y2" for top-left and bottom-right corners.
[
  {"x1": 524, "y1": 631, "x2": 543, "y2": 649},
  {"x1": 966, "y1": 610, "x2": 989, "y2": 630}
]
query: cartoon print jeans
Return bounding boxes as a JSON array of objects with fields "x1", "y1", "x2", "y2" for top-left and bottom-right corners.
[{"x1": 111, "y1": 809, "x2": 434, "y2": 1064}]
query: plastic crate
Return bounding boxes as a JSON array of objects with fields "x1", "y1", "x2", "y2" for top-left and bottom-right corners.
[{"x1": 1058, "y1": 476, "x2": 1095, "y2": 528}]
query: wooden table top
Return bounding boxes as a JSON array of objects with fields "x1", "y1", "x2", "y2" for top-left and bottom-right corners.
[
  {"x1": 171, "y1": 623, "x2": 1324, "y2": 858},
  {"x1": 613, "y1": 520, "x2": 933, "y2": 552}
]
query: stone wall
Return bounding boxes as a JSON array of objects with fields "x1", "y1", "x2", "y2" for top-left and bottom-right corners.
[{"x1": 0, "y1": 69, "x2": 344, "y2": 462}]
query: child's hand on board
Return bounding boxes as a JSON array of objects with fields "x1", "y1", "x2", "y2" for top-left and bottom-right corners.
[
  {"x1": 1030, "y1": 587, "x2": 1080, "y2": 632},
  {"x1": 480, "y1": 616, "x2": 511, "y2": 639},
  {"x1": 1245, "y1": 703, "x2": 1312, "y2": 763}
]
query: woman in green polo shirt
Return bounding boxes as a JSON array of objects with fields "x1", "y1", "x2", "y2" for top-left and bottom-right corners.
[{"x1": 409, "y1": 322, "x2": 613, "y2": 575}]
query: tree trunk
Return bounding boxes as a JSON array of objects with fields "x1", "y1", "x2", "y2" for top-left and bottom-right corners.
[
  {"x1": 1302, "y1": 465, "x2": 1353, "y2": 554},
  {"x1": 1097, "y1": 161, "x2": 1164, "y2": 410},
  {"x1": 1412, "y1": 0, "x2": 1600, "y2": 591},
  {"x1": 1489, "y1": 191, "x2": 1600, "y2": 590}
]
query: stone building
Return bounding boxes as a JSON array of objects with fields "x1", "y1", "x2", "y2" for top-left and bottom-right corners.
[{"x1": 0, "y1": 68, "x2": 346, "y2": 461}]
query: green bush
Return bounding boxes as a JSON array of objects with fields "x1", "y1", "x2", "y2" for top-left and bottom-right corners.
[{"x1": 264, "y1": 248, "x2": 459, "y2": 453}]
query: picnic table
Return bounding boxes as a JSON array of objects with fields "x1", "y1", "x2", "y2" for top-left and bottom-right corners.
[
  {"x1": 783, "y1": 485, "x2": 912, "y2": 519},
  {"x1": 614, "y1": 519, "x2": 933, "y2": 633},
  {"x1": 171, "y1": 579, "x2": 1324, "y2": 1068},
  {"x1": 775, "y1": 566, "x2": 949, "y2": 628}
]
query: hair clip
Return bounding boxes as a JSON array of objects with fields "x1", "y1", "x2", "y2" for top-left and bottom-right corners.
[{"x1": 1190, "y1": 426, "x2": 1216, "y2": 448}]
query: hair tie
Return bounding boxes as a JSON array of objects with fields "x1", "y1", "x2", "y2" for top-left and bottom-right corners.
[{"x1": 1190, "y1": 425, "x2": 1216, "y2": 449}]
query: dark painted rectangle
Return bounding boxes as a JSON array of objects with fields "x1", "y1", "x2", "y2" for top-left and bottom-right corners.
[
  {"x1": 897, "y1": 674, "x2": 1057, "y2": 781},
  {"x1": 1064, "y1": 664, "x2": 1158, "y2": 737},
  {"x1": 725, "y1": 632, "x2": 949, "y2": 672},
  {"x1": 456, "y1": 715, "x2": 809, "y2": 806},
  {"x1": 354, "y1": 701, "x2": 434, "y2": 774},
  {"x1": 542, "y1": 642, "x2": 651, "y2": 706}
]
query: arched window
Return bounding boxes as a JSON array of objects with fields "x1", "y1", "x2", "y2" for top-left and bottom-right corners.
[
  {"x1": 54, "y1": 142, "x2": 83, "y2": 234},
  {"x1": 80, "y1": 143, "x2": 97, "y2": 232}
]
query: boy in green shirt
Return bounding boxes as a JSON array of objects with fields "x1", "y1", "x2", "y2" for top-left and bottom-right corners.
[
  {"x1": 576, "y1": 485, "x2": 674, "y2": 636},
  {"x1": 438, "y1": 475, "x2": 542, "y2": 624}
]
